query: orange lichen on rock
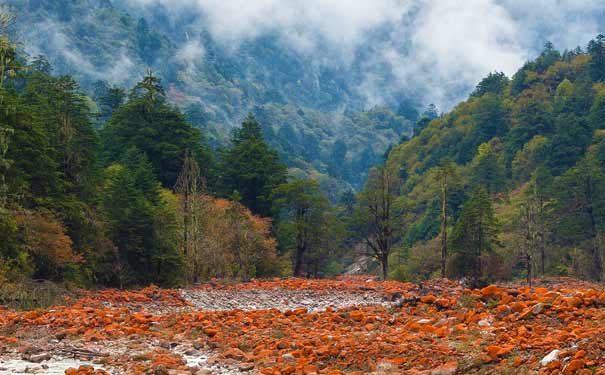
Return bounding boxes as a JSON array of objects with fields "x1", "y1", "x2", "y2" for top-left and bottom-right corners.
[{"x1": 0, "y1": 277, "x2": 604, "y2": 375}]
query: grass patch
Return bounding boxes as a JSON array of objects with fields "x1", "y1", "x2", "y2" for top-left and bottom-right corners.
[
  {"x1": 458, "y1": 294, "x2": 479, "y2": 309},
  {"x1": 271, "y1": 329, "x2": 285, "y2": 339},
  {"x1": 0, "y1": 280, "x2": 73, "y2": 310}
]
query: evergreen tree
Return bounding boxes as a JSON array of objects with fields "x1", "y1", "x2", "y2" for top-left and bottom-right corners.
[
  {"x1": 102, "y1": 151, "x2": 182, "y2": 287},
  {"x1": 93, "y1": 80, "x2": 126, "y2": 120},
  {"x1": 328, "y1": 140, "x2": 349, "y2": 180},
  {"x1": 458, "y1": 93, "x2": 508, "y2": 163},
  {"x1": 470, "y1": 141, "x2": 506, "y2": 194},
  {"x1": 272, "y1": 179, "x2": 330, "y2": 277},
  {"x1": 135, "y1": 18, "x2": 161, "y2": 65},
  {"x1": 546, "y1": 113, "x2": 592, "y2": 175},
  {"x1": 449, "y1": 187, "x2": 499, "y2": 287},
  {"x1": 588, "y1": 35, "x2": 605, "y2": 82},
  {"x1": 413, "y1": 104, "x2": 438, "y2": 137},
  {"x1": 551, "y1": 137, "x2": 605, "y2": 280},
  {"x1": 102, "y1": 72, "x2": 211, "y2": 188},
  {"x1": 471, "y1": 71, "x2": 509, "y2": 97},
  {"x1": 588, "y1": 91, "x2": 605, "y2": 130},
  {"x1": 504, "y1": 86, "x2": 553, "y2": 169},
  {"x1": 218, "y1": 114, "x2": 287, "y2": 217}
]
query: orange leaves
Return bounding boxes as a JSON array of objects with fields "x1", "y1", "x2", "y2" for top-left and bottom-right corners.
[{"x1": 15, "y1": 209, "x2": 83, "y2": 266}]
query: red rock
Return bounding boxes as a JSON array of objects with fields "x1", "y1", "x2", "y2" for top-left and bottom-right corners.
[
  {"x1": 349, "y1": 310, "x2": 365, "y2": 322},
  {"x1": 480, "y1": 285, "x2": 501, "y2": 298},
  {"x1": 420, "y1": 295, "x2": 437, "y2": 304},
  {"x1": 564, "y1": 359, "x2": 585, "y2": 374},
  {"x1": 222, "y1": 348, "x2": 249, "y2": 362}
]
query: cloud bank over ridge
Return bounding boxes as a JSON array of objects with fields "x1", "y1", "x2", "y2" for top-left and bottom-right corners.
[{"x1": 125, "y1": 0, "x2": 605, "y2": 110}]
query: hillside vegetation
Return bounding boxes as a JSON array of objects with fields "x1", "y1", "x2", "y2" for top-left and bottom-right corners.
[
  {"x1": 382, "y1": 39, "x2": 605, "y2": 284},
  {"x1": 5, "y1": 0, "x2": 415, "y2": 192}
]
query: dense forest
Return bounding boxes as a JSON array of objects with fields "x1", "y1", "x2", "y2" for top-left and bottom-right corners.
[
  {"x1": 1, "y1": 3, "x2": 605, "y2": 289},
  {"x1": 4, "y1": 0, "x2": 416, "y2": 195},
  {"x1": 0, "y1": 8, "x2": 349, "y2": 287},
  {"x1": 384, "y1": 39, "x2": 605, "y2": 286}
]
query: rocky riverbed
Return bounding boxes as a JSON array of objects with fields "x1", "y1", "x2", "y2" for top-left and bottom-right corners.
[{"x1": 1, "y1": 277, "x2": 605, "y2": 375}]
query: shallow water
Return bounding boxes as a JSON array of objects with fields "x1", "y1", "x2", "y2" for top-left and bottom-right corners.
[{"x1": 0, "y1": 358, "x2": 101, "y2": 375}]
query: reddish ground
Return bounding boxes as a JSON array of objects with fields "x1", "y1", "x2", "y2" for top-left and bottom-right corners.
[{"x1": 1, "y1": 277, "x2": 605, "y2": 375}]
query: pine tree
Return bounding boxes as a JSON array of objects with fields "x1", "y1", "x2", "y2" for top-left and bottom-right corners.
[
  {"x1": 102, "y1": 151, "x2": 183, "y2": 287},
  {"x1": 436, "y1": 162, "x2": 456, "y2": 277},
  {"x1": 218, "y1": 114, "x2": 287, "y2": 217},
  {"x1": 449, "y1": 187, "x2": 499, "y2": 287},
  {"x1": 588, "y1": 35, "x2": 605, "y2": 82},
  {"x1": 552, "y1": 138, "x2": 605, "y2": 280},
  {"x1": 470, "y1": 141, "x2": 506, "y2": 194},
  {"x1": 588, "y1": 91, "x2": 605, "y2": 130},
  {"x1": 102, "y1": 72, "x2": 211, "y2": 188},
  {"x1": 272, "y1": 179, "x2": 330, "y2": 277}
]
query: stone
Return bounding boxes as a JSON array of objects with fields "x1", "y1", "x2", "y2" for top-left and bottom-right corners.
[
  {"x1": 27, "y1": 353, "x2": 52, "y2": 363},
  {"x1": 532, "y1": 303, "x2": 545, "y2": 315},
  {"x1": 477, "y1": 319, "x2": 491, "y2": 327},
  {"x1": 564, "y1": 359, "x2": 585, "y2": 374},
  {"x1": 540, "y1": 349, "x2": 561, "y2": 366},
  {"x1": 238, "y1": 362, "x2": 255, "y2": 371},
  {"x1": 222, "y1": 348, "x2": 248, "y2": 362},
  {"x1": 430, "y1": 361, "x2": 458, "y2": 375}
]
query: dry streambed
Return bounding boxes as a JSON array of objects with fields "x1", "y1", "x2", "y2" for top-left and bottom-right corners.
[
  {"x1": 2, "y1": 277, "x2": 605, "y2": 375},
  {"x1": 0, "y1": 279, "x2": 396, "y2": 375}
]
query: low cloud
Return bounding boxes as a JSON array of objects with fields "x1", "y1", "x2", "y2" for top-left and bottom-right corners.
[
  {"x1": 23, "y1": 20, "x2": 140, "y2": 85},
  {"x1": 176, "y1": 40, "x2": 205, "y2": 73},
  {"x1": 21, "y1": 0, "x2": 605, "y2": 111},
  {"x1": 126, "y1": 0, "x2": 605, "y2": 110}
]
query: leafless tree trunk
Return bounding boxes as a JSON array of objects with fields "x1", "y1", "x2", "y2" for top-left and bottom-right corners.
[
  {"x1": 440, "y1": 172, "x2": 448, "y2": 278},
  {"x1": 175, "y1": 152, "x2": 205, "y2": 284},
  {"x1": 360, "y1": 166, "x2": 402, "y2": 280}
]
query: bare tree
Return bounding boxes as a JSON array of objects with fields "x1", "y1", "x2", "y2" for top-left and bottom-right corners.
[
  {"x1": 436, "y1": 162, "x2": 455, "y2": 278},
  {"x1": 354, "y1": 165, "x2": 403, "y2": 280},
  {"x1": 175, "y1": 152, "x2": 205, "y2": 283}
]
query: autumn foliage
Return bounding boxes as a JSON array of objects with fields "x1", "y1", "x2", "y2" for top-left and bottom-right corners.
[{"x1": 177, "y1": 195, "x2": 283, "y2": 282}]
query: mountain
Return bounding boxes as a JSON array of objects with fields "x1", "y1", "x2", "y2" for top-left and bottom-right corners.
[
  {"x1": 6, "y1": 0, "x2": 417, "y2": 194},
  {"x1": 382, "y1": 38, "x2": 605, "y2": 282}
]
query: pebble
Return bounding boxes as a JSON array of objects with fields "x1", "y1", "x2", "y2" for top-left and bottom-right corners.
[
  {"x1": 180, "y1": 288, "x2": 391, "y2": 312},
  {"x1": 540, "y1": 349, "x2": 561, "y2": 366}
]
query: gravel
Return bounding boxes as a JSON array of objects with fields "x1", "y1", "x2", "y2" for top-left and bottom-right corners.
[{"x1": 180, "y1": 287, "x2": 392, "y2": 312}]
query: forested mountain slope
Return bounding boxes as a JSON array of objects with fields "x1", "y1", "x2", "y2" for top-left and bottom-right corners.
[
  {"x1": 6, "y1": 0, "x2": 415, "y2": 192},
  {"x1": 382, "y1": 39, "x2": 605, "y2": 282}
]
